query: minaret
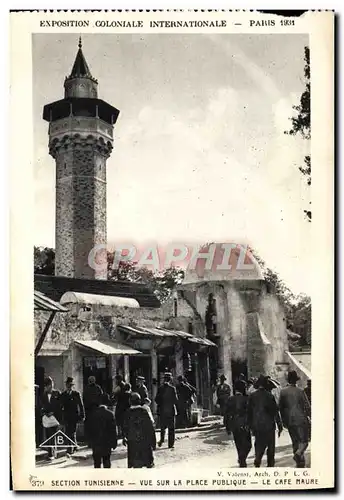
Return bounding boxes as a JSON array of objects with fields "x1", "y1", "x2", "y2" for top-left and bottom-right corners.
[{"x1": 43, "y1": 38, "x2": 119, "y2": 279}]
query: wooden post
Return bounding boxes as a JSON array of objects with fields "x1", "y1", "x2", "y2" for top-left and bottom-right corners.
[
  {"x1": 34, "y1": 311, "x2": 56, "y2": 357},
  {"x1": 109, "y1": 355, "x2": 117, "y2": 392},
  {"x1": 205, "y1": 352, "x2": 212, "y2": 412},
  {"x1": 151, "y1": 346, "x2": 158, "y2": 415},
  {"x1": 124, "y1": 355, "x2": 130, "y2": 383},
  {"x1": 175, "y1": 340, "x2": 184, "y2": 377},
  {"x1": 194, "y1": 353, "x2": 200, "y2": 406}
]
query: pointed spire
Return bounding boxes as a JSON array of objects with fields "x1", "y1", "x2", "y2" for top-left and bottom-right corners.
[
  {"x1": 64, "y1": 37, "x2": 98, "y2": 98},
  {"x1": 68, "y1": 38, "x2": 93, "y2": 79}
]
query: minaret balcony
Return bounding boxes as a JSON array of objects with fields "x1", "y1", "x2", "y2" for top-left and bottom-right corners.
[{"x1": 49, "y1": 116, "x2": 113, "y2": 143}]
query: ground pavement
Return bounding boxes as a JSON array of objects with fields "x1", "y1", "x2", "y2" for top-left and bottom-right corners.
[{"x1": 37, "y1": 425, "x2": 311, "y2": 469}]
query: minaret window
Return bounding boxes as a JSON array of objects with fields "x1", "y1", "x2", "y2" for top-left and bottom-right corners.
[{"x1": 205, "y1": 293, "x2": 217, "y2": 336}]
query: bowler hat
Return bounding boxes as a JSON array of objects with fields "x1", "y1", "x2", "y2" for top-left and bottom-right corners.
[
  {"x1": 136, "y1": 375, "x2": 145, "y2": 381},
  {"x1": 65, "y1": 377, "x2": 75, "y2": 385},
  {"x1": 44, "y1": 376, "x2": 53, "y2": 387},
  {"x1": 254, "y1": 374, "x2": 269, "y2": 389},
  {"x1": 287, "y1": 370, "x2": 300, "y2": 384}
]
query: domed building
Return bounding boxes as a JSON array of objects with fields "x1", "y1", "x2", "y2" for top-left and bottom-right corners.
[{"x1": 173, "y1": 243, "x2": 290, "y2": 391}]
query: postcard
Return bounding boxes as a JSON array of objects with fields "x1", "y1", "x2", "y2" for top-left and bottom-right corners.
[{"x1": 10, "y1": 9, "x2": 334, "y2": 491}]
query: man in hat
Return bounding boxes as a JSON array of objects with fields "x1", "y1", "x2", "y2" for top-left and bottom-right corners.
[
  {"x1": 248, "y1": 374, "x2": 283, "y2": 467},
  {"x1": 123, "y1": 392, "x2": 156, "y2": 468},
  {"x1": 279, "y1": 371, "x2": 311, "y2": 468},
  {"x1": 135, "y1": 376, "x2": 149, "y2": 404},
  {"x1": 216, "y1": 374, "x2": 231, "y2": 416},
  {"x1": 88, "y1": 393, "x2": 118, "y2": 468},
  {"x1": 83, "y1": 375, "x2": 103, "y2": 441},
  {"x1": 224, "y1": 379, "x2": 252, "y2": 468},
  {"x1": 40, "y1": 376, "x2": 61, "y2": 457},
  {"x1": 112, "y1": 374, "x2": 127, "y2": 438},
  {"x1": 35, "y1": 384, "x2": 43, "y2": 448},
  {"x1": 155, "y1": 372, "x2": 178, "y2": 449},
  {"x1": 60, "y1": 377, "x2": 85, "y2": 453},
  {"x1": 176, "y1": 375, "x2": 196, "y2": 428}
]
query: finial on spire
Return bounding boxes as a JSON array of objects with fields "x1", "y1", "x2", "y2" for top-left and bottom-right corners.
[{"x1": 78, "y1": 36, "x2": 82, "y2": 49}]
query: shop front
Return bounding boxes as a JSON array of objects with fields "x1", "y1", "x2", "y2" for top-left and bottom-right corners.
[{"x1": 117, "y1": 325, "x2": 216, "y2": 413}]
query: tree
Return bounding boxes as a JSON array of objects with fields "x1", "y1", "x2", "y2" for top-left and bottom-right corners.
[
  {"x1": 107, "y1": 253, "x2": 184, "y2": 302},
  {"x1": 286, "y1": 46, "x2": 311, "y2": 221},
  {"x1": 34, "y1": 246, "x2": 55, "y2": 275},
  {"x1": 33, "y1": 247, "x2": 184, "y2": 304}
]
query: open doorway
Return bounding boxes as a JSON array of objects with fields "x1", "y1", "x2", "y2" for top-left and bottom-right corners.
[{"x1": 231, "y1": 359, "x2": 248, "y2": 387}]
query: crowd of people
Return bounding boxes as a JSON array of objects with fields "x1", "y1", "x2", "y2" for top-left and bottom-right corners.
[
  {"x1": 36, "y1": 371, "x2": 197, "y2": 468},
  {"x1": 36, "y1": 369, "x2": 311, "y2": 469},
  {"x1": 220, "y1": 371, "x2": 311, "y2": 468}
]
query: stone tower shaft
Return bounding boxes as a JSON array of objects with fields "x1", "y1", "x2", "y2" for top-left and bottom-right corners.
[{"x1": 43, "y1": 38, "x2": 120, "y2": 279}]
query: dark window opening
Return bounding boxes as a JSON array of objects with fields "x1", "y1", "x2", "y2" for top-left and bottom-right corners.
[
  {"x1": 205, "y1": 293, "x2": 217, "y2": 336},
  {"x1": 173, "y1": 298, "x2": 178, "y2": 317}
]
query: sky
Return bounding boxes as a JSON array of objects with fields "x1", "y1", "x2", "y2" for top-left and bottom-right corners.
[{"x1": 33, "y1": 33, "x2": 311, "y2": 295}]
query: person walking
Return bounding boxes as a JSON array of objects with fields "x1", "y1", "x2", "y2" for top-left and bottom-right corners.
[
  {"x1": 83, "y1": 376, "x2": 103, "y2": 441},
  {"x1": 279, "y1": 371, "x2": 311, "y2": 468},
  {"x1": 123, "y1": 392, "x2": 156, "y2": 468},
  {"x1": 216, "y1": 375, "x2": 231, "y2": 416},
  {"x1": 40, "y1": 376, "x2": 61, "y2": 458},
  {"x1": 112, "y1": 374, "x2": 127, "y2": 438},
  {"x1": 176, "y1": 375, "x2": 196, "y2": 428},
  {"x1": 155, "y1": 372, "x2": 178, "y2": 449},
  {"x1": 248, "y1": 374, "x2": 283, "y2": 468},
  {"x1": 88, "y1": 394, "x2": 118, "y2": 468},
  {"x1": 135, "y1": 376, "x2": 149, "y2": 403},
  {"x1": 60, "y1": 377, "x2": 85, "y2": 454},
  {"x1": 224, "y1": 379, "x2": 252, "y2": 467}
]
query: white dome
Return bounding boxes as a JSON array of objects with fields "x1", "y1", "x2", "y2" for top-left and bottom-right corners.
[{"x1": 182, "y1": 243, "x2": 263, "y2": 285}]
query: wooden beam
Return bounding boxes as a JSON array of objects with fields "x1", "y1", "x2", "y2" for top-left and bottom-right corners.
[{"x1": 34, "y1": 311, "x2": 57, "y2": 357}]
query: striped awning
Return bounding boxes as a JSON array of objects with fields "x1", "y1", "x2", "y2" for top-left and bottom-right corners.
[
  {"x1": 34, "y1": 290, "x2": 69, "y2": 313},
  {"x1": 118, "y1": 325, "x2": 216, "y2": 347}
]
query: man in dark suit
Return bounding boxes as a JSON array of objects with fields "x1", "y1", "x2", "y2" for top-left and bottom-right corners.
[
  {"x1": 40, "y1": 376, "x2": 61, "y2": 457},
  {"x1": 248, "y1": 374, "x2": 283, "y2": 467},
  {"x1": 112, "y1": 374, "x2": 127, "y2": 438},
  {"x1": 88, "y1": 394, "x2": 118, "y2": 468},
  {"x1": 60, "y1": 377, "x2": 85, "y2": 453},
  {"x1": 279, "y1": 371, "x2": 311, "y2": 467},
  {"x1": 176, "y1": 375, "x2": 196, "y2": 428},
  {"x1": 224, "y1": 379, "x2": 252, "y2": 468},
  {"x1": 155, "y1": 372, "x2": 178, "y2": 449},
  {"x1": 135, "y1": 376, "x2": 149, "y2": 404},
  {"x1": 83, "y1": 376, "x2": 103, "y2": 441}
]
